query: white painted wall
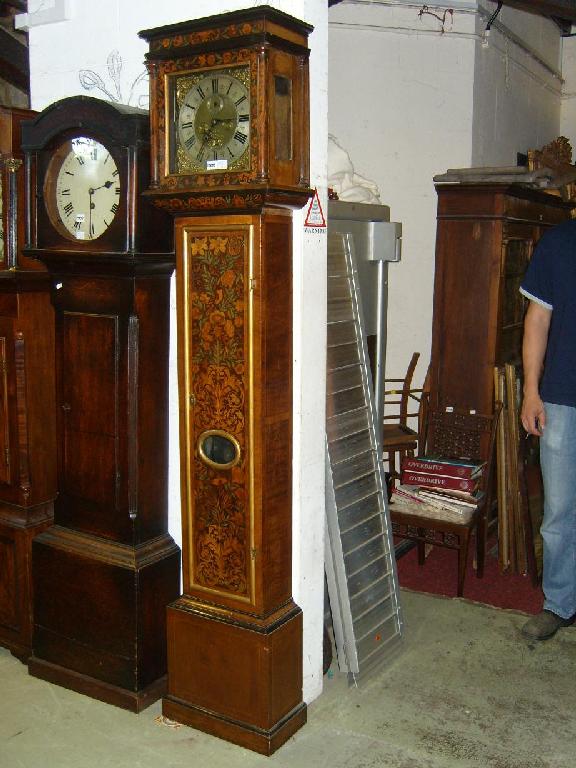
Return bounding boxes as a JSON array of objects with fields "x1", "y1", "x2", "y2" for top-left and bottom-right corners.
[
  {"x1": 472, "y1": 1, "x2": 562, "y2": 165},
  {"x1": 561, "y1": 36, "x2": 576, "y2": 151},
  {"x1": 329, "y1": 0, "x2": 476, "y2": 390},
  {"x1": 329, "y1": 0, "x2": 566, "y2": 395},
  {"x1": 24, "y1": 0, "x2": 328, "y2": 704}
]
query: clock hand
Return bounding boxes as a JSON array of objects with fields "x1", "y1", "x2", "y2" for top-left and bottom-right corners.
[
  {"x1": 197, "y1": 131, "x2": 212, "y2": 157},
  {"x1": 92, "y1": 180, "x2": 114, "y2": 192},
  {"x1": 89, "y1": 188, "x2": 94, "y2": 239}
]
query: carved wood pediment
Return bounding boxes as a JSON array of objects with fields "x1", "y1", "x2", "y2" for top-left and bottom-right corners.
[{"x1": 528, "y1": 137, "x2": 576, "y2": 203}]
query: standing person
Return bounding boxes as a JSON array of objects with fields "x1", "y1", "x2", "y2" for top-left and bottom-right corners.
[{"x1": 519, "y1": 219, "x2": 576, "y2": 641}]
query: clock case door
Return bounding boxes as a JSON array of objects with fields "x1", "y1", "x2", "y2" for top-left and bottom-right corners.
[
  {"x1": 0, "y1": 106, "x2": 56, "y2": 661},
  {"x1": 21, "y1": 96, "x2": 180, "y2": 711}
]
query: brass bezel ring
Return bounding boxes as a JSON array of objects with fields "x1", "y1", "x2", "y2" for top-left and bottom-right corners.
[{"x1": 197, "y1": 429, "x2": 241, "y2": 470}]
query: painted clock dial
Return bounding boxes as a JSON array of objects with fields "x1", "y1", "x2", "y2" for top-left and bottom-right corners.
[
  {"x1": 44, "y1": 137, "x2": 120, "y2": 241},
  {"x1": 173, "y1": 67, "x2": 251, "y2": 175}
]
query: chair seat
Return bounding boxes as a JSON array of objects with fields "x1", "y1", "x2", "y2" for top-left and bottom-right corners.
[
  {"x1": 390, "y1": 495, "x2": 476, "y2": 526},
  {"x1": 390, "y1": 494, "x2": 480, "y2": 596},
  {"x1": 382, "y1": 424, "x2": 418, "y2": 447}
]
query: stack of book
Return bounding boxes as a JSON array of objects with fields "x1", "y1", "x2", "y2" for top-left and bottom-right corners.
[{"x1": 394, "y1": 455, "x2": 486, "y2": 517}]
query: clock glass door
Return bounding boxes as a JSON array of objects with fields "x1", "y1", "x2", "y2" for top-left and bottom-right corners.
[{"x1": 44, "y1": 137, "x2": 120, "y2": 241}]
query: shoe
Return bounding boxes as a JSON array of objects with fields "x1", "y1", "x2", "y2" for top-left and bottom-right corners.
[{"x1": 521, "y1": 610, "x2": 576, "y2": 641}]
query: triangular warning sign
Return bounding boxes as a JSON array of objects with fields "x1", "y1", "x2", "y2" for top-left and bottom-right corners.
[{"x1": 304, "y1": 188, "x2": 326, "y2": 227}]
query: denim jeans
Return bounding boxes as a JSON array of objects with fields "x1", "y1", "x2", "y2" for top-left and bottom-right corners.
[{"x1": 539, "y1": 402, "x2": 576, "y2": 619}]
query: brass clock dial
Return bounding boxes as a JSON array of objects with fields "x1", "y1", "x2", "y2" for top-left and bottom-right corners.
[
  {"x1": 172, "y1": 67, "x2": 251, "y2": 175},
  {"x1": 44, "y1": 137, "x2": 120, "y2": 241}
]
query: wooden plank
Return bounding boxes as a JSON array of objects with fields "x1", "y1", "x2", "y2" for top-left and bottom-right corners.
[
  {"x1": 505, "y1": 363, "x2": 527, "y2": 574},
  {"x1": 494, "y1": 367, "x2": 509, "y2": 571}
]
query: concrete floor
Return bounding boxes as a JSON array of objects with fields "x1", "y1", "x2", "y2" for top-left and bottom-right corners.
[{"x1": 1, "y1": 590, "x2": 575, "y2": 768}]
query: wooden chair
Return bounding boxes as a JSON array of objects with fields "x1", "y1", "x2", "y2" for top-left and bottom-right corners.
[
  {"x1": 382, "y1": 352, "x2": 426, "y2": 480},
  {"x1": 390, "y1": 401, "x2": 502, "y2": 597}
]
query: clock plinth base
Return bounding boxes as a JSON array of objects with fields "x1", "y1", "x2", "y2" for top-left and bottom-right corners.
[
  {"x1": 164, "y1": 697, "x2": 307, "y2": 757},
  {"x1": 163, "y1": 597, "x2": 306, "y2": 755},
  {"x1": 0, "y1": 501, "x2": 54, "y2": 661},
  {"x1": 30, "y1": 526, "x2": 180, "y2": 711},
  {"x1": 28, "y1": 658, "x2": 167, "y2": 714}
]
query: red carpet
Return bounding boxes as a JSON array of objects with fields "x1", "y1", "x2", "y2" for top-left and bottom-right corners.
[{"x1": 395, "y1": 536, "x2": 543, "y2": 615}]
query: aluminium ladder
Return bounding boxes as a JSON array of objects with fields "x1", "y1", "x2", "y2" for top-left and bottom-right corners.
[{"x1": 325, "y1": 230, "x2": 403, "y2": 685}]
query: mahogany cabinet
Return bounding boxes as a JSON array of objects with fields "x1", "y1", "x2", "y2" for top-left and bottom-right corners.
[
  {"x1": 429, "y1": 183, "x2": 574, "y2": 414},
  {"x1": 0, "y1": 106, "x2": 56, "y2": 660}
]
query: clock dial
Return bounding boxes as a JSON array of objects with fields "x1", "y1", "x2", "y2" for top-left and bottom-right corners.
[
  {"x1": 44, "y1": 137, "x2": 120, "y2": 241},
  {"x1": 174, "y1": 68, "x2": 250, "y2": 174}
]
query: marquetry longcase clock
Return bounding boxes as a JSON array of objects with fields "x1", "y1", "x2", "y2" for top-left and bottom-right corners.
[
  {"x1": 21, "y1": 96, "x2": 180, "y2": 711},
  {"x1": 0, "y1": 106, "x2": 56, "y2": 661},
  {"x1": 140, "y1": 6, "x2": 313, "y2": 754}
]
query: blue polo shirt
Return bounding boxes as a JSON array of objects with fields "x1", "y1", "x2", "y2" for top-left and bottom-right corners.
[{"x1": 520, "y1": 219, "x2": 576, "y2": 407}]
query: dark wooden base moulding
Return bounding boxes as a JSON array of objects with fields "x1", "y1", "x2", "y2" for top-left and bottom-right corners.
[
  {"x1": 27, "y1": 658, "x2": 168, "y2": 714},
  {"x1": 30, "y1": 526, "x2": 180, "y2": 712},
  {"x1": 163, "y1": 598, "x2": 307, "y2": 755},
  {"x1": 163, "y1": 697, "x2": 307, "y2": 757}
]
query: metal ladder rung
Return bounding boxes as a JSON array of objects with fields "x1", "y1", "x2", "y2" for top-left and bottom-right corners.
[
  {"x1": 351, "y1": 587, "x2": 395, "y2": 625},
  {"x1": 330, "y1": 445, "x2": 373, "y2": 469},
  {"x1": 345, "y1": 546, "x2": 390, "y2": 579},
  {"x1": 342, "y1": 529, "x2": 385, "y2": 559}
]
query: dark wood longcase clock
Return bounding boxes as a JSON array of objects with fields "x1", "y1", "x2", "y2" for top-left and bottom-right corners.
[
  {"x1": 0, "y1": 105, "x2": 56, "y2": 661},
  {"x1": 140, "y1": 5, "x2": 313, "y2": 754},
  {"x1": 21, "y1": 96, "x2": 180, "y2": 712}
]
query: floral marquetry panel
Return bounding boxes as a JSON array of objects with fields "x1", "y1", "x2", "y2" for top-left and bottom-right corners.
[
  {"x1": 179, "y1": 223, "x2": 253, "y2": 605},
  {"x1": 176, "y1": 208, "x2": 295, "y2": 622}
]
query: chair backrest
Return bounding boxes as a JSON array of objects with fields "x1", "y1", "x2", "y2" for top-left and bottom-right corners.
[
  {"x1": 423, "y1": 401, "x2": 502, "y2": 494},
  {"x1": 383, "y1": 352, "x2": 421, "y2": 427}
]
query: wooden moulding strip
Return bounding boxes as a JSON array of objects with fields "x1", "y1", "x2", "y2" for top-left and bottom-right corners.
[
  {"x1": 503, "y1": 367, "x2": 517, "y2": 573},
  {"x1": 494, "y1": 366, "x2": 509, "y2": 571},
  {"x1": 505, "y1": 363, "x2": 527, "y2": 575}
]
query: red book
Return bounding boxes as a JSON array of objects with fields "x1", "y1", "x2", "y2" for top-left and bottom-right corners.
[
  {"x1": 400, "y1": 469, "x2": 478, "y2": 493},
  {"x1": 401, "y1": 455, "x2": 485, "y2": 480}
]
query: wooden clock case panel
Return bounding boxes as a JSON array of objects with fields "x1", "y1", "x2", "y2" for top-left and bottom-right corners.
[
  {"x1": 27, "y1": 261, "x2": 181, "y2": 711},
  {"x1": 46, "y1": 263, "x2": 174, "y2": 545},
  {"x1": 430, "y1": 183, "x2": 574, "y2": 414},
  {"x1": 21, "y1": 97, "x2": 180, "y2": 711},
  {"x1": 176, "y1": 212, "x2": 293, "y2": 613},
  {"x1": 139, "y1": 5, "x2": 312, "y2": 214},
  {"x1": 164, "y1": 208, "x2": 305, "y2": 754},
  {"x1": 0, "y1": 106, "x2": 56, "y2": 661}
]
